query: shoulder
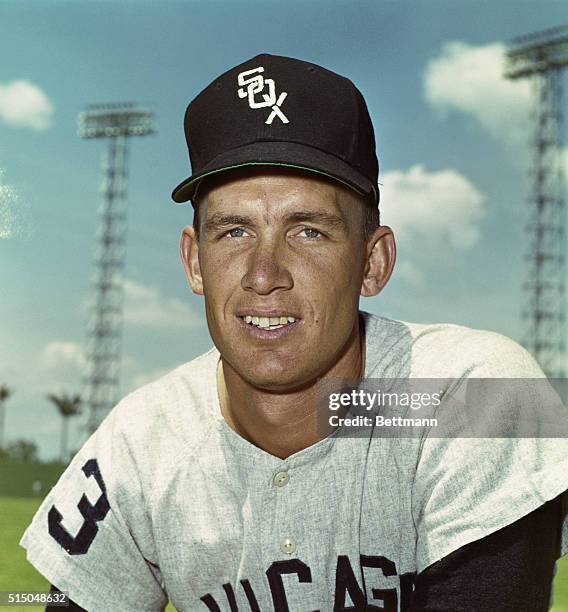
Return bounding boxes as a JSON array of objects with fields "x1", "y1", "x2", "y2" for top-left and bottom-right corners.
[
  {"x1": 360, "y1": 310, "x2": 544, "y2": 378},
  {"x1": 96, "y1": 347, "x2": 221, "y2": 490},
  {"x1": 113, "y1": 346, "x2": 220, "y2": 433}
]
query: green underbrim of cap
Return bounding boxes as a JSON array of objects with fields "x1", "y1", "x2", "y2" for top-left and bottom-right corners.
[
  {"x1": 172, "y1": 161, "x2": 378, "y2": 204},
  {"x1": 193, "y1": 162, "x2": 369, "y2": 204}
]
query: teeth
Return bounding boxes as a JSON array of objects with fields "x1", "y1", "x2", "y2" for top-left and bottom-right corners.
[{"x1": 241, "y1": 315, "x2": 298, "y2": 329}]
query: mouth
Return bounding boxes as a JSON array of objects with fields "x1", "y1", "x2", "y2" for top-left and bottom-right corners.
[
  {"x1": 239, "y1": 314, "x2": 298, "y2": 330},
  {"x1": 235, "y1": 312, "x2": 302, "y2": 339}
]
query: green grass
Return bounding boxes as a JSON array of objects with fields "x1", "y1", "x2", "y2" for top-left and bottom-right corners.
[
  {"x1": 553, "y1": 555, "x2": 568, "y2": 612},
  {"x1": 0, "y1": 461, "x2": 66, "y2": 498},
  {"x1": 0, "y1": 497, "x2": 46, "y2": 612},
  {"x1": 1, "y1": 496, "x2": 567, "y2": 611},
  {"x1": 0, "y1": 496, "x2": 176, "y2": 611}
]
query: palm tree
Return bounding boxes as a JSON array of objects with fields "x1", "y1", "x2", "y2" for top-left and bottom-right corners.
[
  {"x1": 5, "y1": 438, "x2": 38, "y2": 463},
  {"x1": 0, "y1": 384, "x2": 12, "y2": 450},
  {"x1": 47, "y1": 392, "x2": 82, "y2": 462}
]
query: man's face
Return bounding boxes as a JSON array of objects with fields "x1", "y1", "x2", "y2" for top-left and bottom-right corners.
[{"x1": 183, "y1": 168, "x2": 384, "y2": 391}]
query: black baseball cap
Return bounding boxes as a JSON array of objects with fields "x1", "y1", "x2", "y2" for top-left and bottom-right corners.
[{"x1": 172, "y1": 53, "x2": 379, "y2": 205}]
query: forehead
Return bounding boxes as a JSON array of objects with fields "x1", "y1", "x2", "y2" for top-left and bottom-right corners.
[{"x1": 196, "y1": 166, "x2": 359, "y2": 216}]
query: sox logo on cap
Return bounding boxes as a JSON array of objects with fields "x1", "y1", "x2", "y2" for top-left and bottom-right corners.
[
  {"x1": 171, "y1": 53, "x2": 380, "y2": 204},
  {"x1": 237, "y1": 66, "x2": 289, "y2": 124}
]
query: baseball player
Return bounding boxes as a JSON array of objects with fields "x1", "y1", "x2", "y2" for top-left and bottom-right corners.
[{"x1": 22, "y1": 54, "x2": 568, "y2": 611}]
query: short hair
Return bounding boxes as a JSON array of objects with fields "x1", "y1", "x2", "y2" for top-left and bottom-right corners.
[
  {"x1": 360, "y1": 192, "x2": 381, "y2": 240},
  {"x1": 191, "y1": 179, "x2": 380, "y2": 241}
]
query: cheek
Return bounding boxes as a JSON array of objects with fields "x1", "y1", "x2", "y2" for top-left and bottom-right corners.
[
  {"x1": 199, "y1": 255, "x2": 240, "y2": 323},
  {"x1": 294, "y1": 250, "x2": 365, "y2": 296},
  {"x1": 200, "y1": 250, "x2": 240, "y2": 289}
]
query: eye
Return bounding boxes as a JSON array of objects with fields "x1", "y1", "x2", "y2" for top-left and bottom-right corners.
[
  {"x1": 225, "y1": 227, "x2": 248, "y2": 238},
  {"x1": 300, "y1": 227, "x2": 322, "y2": 239}
]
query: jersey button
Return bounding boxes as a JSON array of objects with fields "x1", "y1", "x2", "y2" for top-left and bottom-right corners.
[
  {"x1": 273, "y1": 470, "x2": 290, "y2": 487},
  {"x1": 280, "y1": 537, "x2": 296, "y2": 555}
]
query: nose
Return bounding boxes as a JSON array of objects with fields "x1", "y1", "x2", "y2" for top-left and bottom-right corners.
[{"x1": 241, "y1": 238, "x2": 293, "y2": 295}]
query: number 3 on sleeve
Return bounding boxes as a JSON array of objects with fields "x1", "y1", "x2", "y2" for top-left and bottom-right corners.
[{"x1": 48, "y1": 458, "x2": 111, "y2": 555}]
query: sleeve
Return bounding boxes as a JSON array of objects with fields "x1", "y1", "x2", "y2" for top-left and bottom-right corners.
[
  {"x1": 47, "y1": 585, "x2": 87, "y2": 611},
  {"x1": 20, "y1": 400, "x2": 168, "y2": 612},
  {"x1": 411, "y1": 334, "x2": 568, "y2": 573},
  {"x1": 411, "y1": 494, "x2": 562, "y2": 612}
]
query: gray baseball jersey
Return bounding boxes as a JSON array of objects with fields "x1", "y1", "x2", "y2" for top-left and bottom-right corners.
[{"x1": 21, "y1": 312, "x2": 568, "y2": 611}]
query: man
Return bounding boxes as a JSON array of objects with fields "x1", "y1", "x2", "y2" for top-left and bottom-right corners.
[{"x1": 22, "y1": 54, "x2": 568, "y2": 611}]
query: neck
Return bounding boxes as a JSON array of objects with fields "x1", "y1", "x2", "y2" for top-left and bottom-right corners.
[{"x1": 217, "y1": 315, "x2": 365, "y2": 459}]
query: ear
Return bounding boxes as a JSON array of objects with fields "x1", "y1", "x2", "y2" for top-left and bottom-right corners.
[
  {"x1": 360, "y1": 226, "x2": 396, "y2": 297},
  {"x1": 180, "y1": 225, "x2": 204, "y2": 295}
]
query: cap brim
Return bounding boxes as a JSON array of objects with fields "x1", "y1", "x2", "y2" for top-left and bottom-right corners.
[{"x1": 171, "y1": 141, "x2": 376, "y2": 204}]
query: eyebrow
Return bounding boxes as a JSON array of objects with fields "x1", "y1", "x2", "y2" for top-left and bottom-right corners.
[
  {"x1": 203, "y1": 210, "x2": 347, "y2": 233},
  {"x1": 203, "y1": 214, "x2": 252, "y2": 233},
  {"x1": 285, "y1": 211, "x2": 346, "y2": 229}
]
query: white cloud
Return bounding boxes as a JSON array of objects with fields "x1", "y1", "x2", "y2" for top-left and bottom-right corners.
[
  {"x1": 424, "y1": 41, "x2": 532, "y2": 149},
  {"x1": 123, "y1": 278, "x2": 200, "y2": 329},
  {"x1": 394, "y1": 260, "x2": 426, "y2": 288},
  {"x1": 41, "y1": 341, "x2": 86, "y2": 370},
  {"x1": 0, "y1": 171, "x2": 18, "y2": 239},
  {"x1": 40, "y1": 341, "x2": 86, "y2": 394},
  {"x1": 0, "y1": 79, "x2": 54, "y2": 131},
  {"x1": 563, "y1": 148, "x2": 568, "y2": 179},
  {"x1": 0, "y1": 167, "x2": 32, "y2": 240},
  {"x1": 381, "y1": 164, "x2": 485, "y2": 250}
]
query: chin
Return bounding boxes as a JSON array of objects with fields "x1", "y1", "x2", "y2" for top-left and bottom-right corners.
[{"x1": 241, "y1": 363, "x2": 314, "y2": 392}]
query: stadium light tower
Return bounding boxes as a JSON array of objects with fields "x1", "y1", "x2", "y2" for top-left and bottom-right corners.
[
  {"x1": 78, "y1": 103, "x2": 155, "y2": 433},
  {"x1": 506, "y1": 26, "x2": 568, "y2": 377}
]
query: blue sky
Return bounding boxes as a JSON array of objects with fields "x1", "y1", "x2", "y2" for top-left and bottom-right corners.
[{"x1": 1, "y1": 0, "x2": 566, "y2": 460}]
